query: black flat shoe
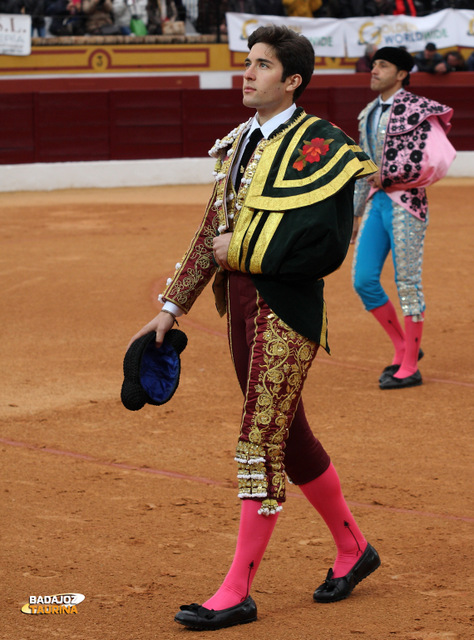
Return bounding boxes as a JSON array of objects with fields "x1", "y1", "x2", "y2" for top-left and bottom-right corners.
[
  {"x1": 378, "y1": 363, "x2": 399, "y2": 382},
  {"x1": 313, "y1": 543, "x2": 380, "y2": 603},
  {"x1": 379, "y1": 369, "x2": 422, "y2": 389},
  {"x1": 379, "y1": 348, "x2": 424, "y2": 383},
  {"x1": 174, "y1": 596, "x2": 257, "y2": 630}
]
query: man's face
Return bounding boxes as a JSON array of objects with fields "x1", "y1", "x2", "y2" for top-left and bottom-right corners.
[
  {"x1": 425, "y1": 49, "x2": 436, "y2": 60},
  {"x1": 446, "y1": 53, "x2": 461, "y2": 68},
  {"x1": 242, "y1": 42, "x2": 300, "y2": 123},
  {"x1": 370, "y1": 58, "x2": 406, "y2": 97}
]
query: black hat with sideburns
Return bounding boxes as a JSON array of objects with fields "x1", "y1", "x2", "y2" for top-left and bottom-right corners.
[{"x1": 372, "y1": 46, "x2": 415, "y2": 72}]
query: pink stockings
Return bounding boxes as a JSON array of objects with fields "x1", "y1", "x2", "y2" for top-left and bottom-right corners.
[
  {"x1": 395, "y1": 314, "x2": 424, "y2": 378},
  {"x1": 371, "y1": 301, "x2": 423, "y2": 376},
  {"x1": 299, "y1": 463, "x2": 367, "y2": 578},
  {"x1": 202, "y1": 463, "x2": 366, "y2": 611},
  {"x1": 370, "y1": 300, "x2": 405, "y2": 364},
  {"x1": 202, "y1": 499, "x2": 279, "y2": 610}
]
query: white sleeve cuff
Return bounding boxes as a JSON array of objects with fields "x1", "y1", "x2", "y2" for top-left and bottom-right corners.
[{"x1": 162, "y1": 301, "x2": 184, "y2": 317}]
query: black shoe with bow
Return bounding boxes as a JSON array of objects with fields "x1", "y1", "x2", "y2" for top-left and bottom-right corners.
[
  {"x1": 379, "y1": 348, "x2": 424, "y2": 383},
  {"x1": 313, "y1": 543, "x2": 380, "y2": 603},
  {"x1": 379, "y1": 369, "x2": 422, "y2": 389},
  {"x1": 174, "y1": 596, "x2": 257, "y2": 630}
]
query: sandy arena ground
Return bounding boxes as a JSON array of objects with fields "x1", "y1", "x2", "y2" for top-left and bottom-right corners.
[{"x1": 1, "y1": 179, "x2": 473, "y2": 640}]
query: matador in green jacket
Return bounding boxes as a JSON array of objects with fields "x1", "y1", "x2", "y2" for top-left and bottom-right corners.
[{"x1": 128, "y1": 24, "x2": 381, "y2": 631}]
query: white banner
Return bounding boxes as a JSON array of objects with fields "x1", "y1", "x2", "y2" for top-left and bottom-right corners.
[
  {"x1": 226, "y1": 12, "x2": 345, "y2": 57},
  {"x1": 343, "y1": 9, "x2": 461, "y2": 57},
  {"x1": 226, "y1": 9, "x2": 474, "y2": 59},
  {"x1": 0, "y1": 14, "x2": 31, "y2": 56},
  {"x1": 456, "y1": 9, "x2": 474, "y2": 47}
]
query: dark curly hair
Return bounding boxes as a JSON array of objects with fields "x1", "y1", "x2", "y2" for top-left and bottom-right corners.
[{"x1": 247, "y1": 25, "x2": 315, "y2": 101}]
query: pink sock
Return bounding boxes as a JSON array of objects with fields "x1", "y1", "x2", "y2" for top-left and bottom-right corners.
[
  {"x1": 371, "y1": 300, "x2": 405, "y2": 365},
  {"x1": 300, "y1": 463, "x2": 367, "y2": 578},
  {"x1": 202, "y1": 499, "x2": 279, "y2": 611},
  {"x1": 394, "y1": 314, "x2": 424, "y2": 379}
]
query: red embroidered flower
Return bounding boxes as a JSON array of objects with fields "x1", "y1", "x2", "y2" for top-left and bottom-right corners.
[{"x1": 293, "y1": 137, "x2": 333, "y2": 171}]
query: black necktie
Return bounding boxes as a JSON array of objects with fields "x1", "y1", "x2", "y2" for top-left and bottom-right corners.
[
  {"x1": 381, "y1": 103, "x2": 391, "y2": 112},
  {"x1": 235, "y1": 128, "x2": 263, "y2": 191}
]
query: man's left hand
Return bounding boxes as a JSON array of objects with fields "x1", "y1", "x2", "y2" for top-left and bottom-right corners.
[{"x1": 213, "y1": 233, "x2": 234, "y2": 271}]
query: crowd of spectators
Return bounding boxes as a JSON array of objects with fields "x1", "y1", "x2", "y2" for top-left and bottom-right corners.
[
  {"x1": 0, "y1": 0, "x2": 187, "y2": 36},
  {"x1": 197, "y1": 1, "x2": 473, "y2": 34},
  {"x1": 355, "y1": 41, "x2": 472, "y2": 73},
  {"x1": 225, "y1": 0, "x2": 473, "y2": 19},
  {"x1": 413, "y1": 41, "x2": 468, "y2": 72},
  {"x1": 0, "y1": 0, "x2": 473, "y2": 38}
]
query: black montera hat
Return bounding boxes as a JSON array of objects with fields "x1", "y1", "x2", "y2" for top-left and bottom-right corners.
[
  {"x1": 121, "y1": 329, "x2": 188, "y2": 411},
  {"x1": 372, "y1": 46, "x2": 414, "y2": 72}
]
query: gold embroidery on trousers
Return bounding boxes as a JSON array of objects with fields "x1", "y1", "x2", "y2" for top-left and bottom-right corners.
[{"x1": 236, "y1": 309, "x2": 317, "y2": 508}]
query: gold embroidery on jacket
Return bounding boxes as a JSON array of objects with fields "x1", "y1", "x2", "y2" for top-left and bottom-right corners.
[
  {"x1": 246, "y1": 117, "x2": 377, "y2": 212},
  {"x1": 229, "y1": 208, "x2": 284, "y2": 273},
  {"x1": 163, "y1": 208, "x2": 218, "y2": 312},
  {"x1": 247, "y1": 151, "x2": 376, "y2": 212},
  {"x1": 247, "y1": 212, "x2": 284, "y2": 273},
  {"x1": 239, "y1": 212, "x2": 262, "y2": 271},
  {"x1": 319, "y1": 300, "x2": 328, "y2": 352}
]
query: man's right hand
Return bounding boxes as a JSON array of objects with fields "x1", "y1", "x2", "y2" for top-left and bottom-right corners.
[
  {"x1": 212, "y1": 232, "x2": 234, "y2": 271},
  {"x1": 367, "y1": 171, "x2": 382, "y2": 190},
  {"x1": 126, "y1": 310, "x2": 176, "y2": 350}
]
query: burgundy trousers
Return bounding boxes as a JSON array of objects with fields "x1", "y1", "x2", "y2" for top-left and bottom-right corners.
[{"x1": 226, "y1": 271, "x2": 330, "y2": 490}]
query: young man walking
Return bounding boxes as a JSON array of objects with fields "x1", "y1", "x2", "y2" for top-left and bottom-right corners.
[
  {"x1": 129, "y1": 25, "x2": 380, "y2": 630},
  {"x1": 352, "y1": 47, "x2": 455, "y2": 389}
]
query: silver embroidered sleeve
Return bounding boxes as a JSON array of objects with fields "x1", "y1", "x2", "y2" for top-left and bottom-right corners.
[{"x1": 354, "y1": 177, "x2": 371, "y2": 218}]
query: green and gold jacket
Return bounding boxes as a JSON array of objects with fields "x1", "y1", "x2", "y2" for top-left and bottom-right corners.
[{"x1": 161, "y1": 108, "x2": 376, "y2": 349}]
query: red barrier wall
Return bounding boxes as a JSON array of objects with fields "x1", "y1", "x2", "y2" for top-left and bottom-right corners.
[{"x1": 0, "y1": 74, "x2": 472, "y2": 165}]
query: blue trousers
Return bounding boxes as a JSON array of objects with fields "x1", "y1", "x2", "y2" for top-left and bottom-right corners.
[{"x1": 352, "y1": 191, "x2": 427, "y2": 317}]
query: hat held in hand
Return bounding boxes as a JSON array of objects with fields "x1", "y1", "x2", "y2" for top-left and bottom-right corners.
[{"x1": 121, "y1": 329, "x2": 188, "y2": 411}]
